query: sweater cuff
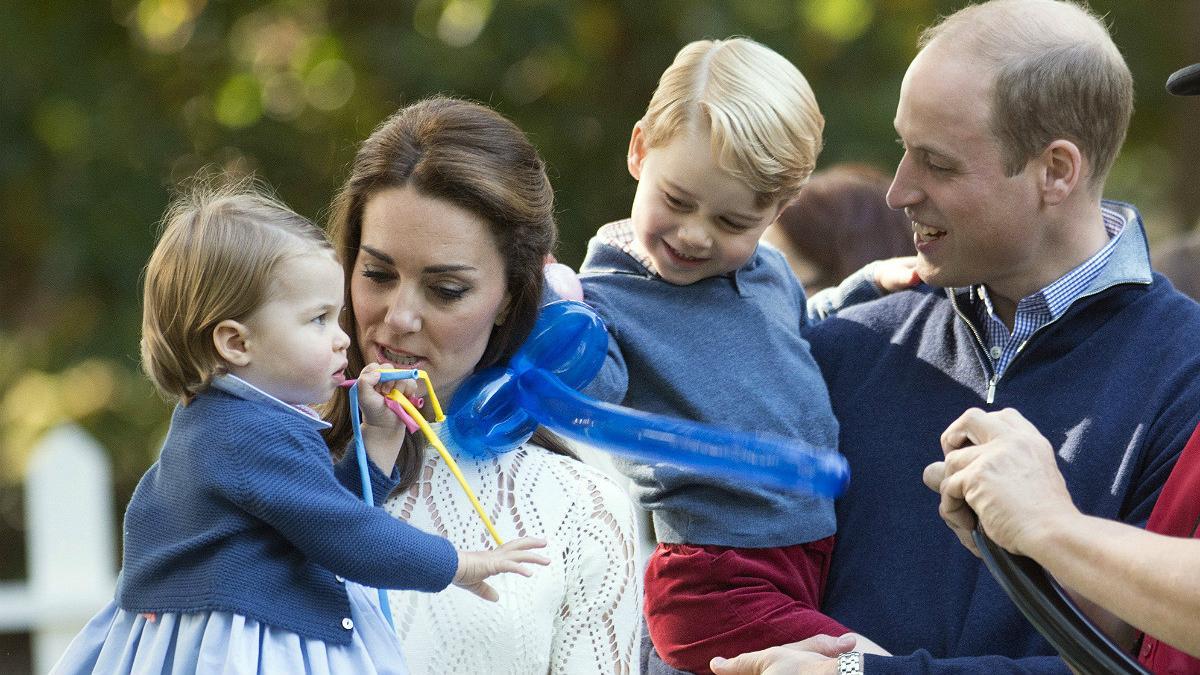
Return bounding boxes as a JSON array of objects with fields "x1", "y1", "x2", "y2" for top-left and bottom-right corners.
[
  {"x1": 861, "y1": 652, "x2": 1071, "y2": 674},
  {"x1": 805, "y1": 264, "x2": 883, "y2": 324},
  {"x1": 428, "y1": 534, "x2": 460, "y2": 591}
]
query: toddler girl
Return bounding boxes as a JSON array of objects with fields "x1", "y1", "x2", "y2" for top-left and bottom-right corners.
[{"x1": 52, "y1": 181, "x2": 547, "y2": 674}]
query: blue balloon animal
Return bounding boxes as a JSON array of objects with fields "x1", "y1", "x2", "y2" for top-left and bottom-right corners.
[{"x1": 442, "y1": 300, "x2": 849, "y2": 497}]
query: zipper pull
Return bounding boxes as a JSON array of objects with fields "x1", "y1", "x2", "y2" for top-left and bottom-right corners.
[{"x1": 986, "y1": 376, "x2": 997, "y2": 405}]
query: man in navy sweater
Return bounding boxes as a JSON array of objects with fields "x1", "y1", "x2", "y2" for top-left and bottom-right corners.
[{"x1": 711, "y1": 1, "x2": 1200, "y2": 674}]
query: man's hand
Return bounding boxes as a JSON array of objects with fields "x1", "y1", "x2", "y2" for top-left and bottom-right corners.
[
  {"x1": 709, "y1": 634, "x2": 855, "y2": 675},
  {"x1": 926, "y1": 407, "x2": 1079, "y2": 556}
]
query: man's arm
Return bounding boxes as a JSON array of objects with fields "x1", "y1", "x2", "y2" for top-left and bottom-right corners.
[
  {"x1": 930, "y1": 408, "x2": 1200, "y2": 659},
  {"x1": 712, "y1": 644, "x2": 1068, "y2": 674}
]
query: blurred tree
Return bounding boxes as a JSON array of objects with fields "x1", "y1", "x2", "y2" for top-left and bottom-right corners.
[{"x1": 0, "y1": 0, "x2": 1198, "y2": 622}]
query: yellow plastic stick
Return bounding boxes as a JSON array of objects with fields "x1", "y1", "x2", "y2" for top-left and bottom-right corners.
[
  {"x1": 386, "y1": 389, "x2": 505, "y2": 546},
  {"x1": 416, "y1": 370, "x2": 445, "y2": 422}
]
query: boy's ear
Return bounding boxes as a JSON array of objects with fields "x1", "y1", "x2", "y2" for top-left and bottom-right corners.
[
  {"x1": 771, "y1": 197, "x2": 792, "y2": 224},
  {"x1": 213, "y1": 319, "x2": 252, "y2": 367},
  {"x1": 627, "y1": 122, "x2": 649, "y2": 181}
]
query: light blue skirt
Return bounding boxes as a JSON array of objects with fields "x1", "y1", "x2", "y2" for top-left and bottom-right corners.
[{"x1": 50, "y1": 582, "x2": 408, "y2": 674}]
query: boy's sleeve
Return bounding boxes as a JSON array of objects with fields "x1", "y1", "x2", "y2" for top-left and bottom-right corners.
[
  {"x1": 581, "y1": 332, "x2": 629, "y2": 404},
  {"x1": 805, "y1": 262, "x2": 884, "y2": 324},
  {"x1": 578, "y1": 277, "x2": 629, "y2": 404}
]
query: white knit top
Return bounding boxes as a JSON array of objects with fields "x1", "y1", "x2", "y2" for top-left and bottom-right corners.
[{"x1": 383, "y1": 440, "x2": 642, "y2": 674}]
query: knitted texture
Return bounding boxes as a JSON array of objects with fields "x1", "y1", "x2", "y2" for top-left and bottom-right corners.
[
  {"x1": 811, "y1": 203, "x2": 1200, "y2": 674},
  {"x1": 385, "y1": 440, "x2": 642, "y2": 674},
  {"x1": 578, "y1": 220, "x2": 838, "y2": 547},
  {"x1": 118, "y1": 378, "x2": 458, "y2": 645}
]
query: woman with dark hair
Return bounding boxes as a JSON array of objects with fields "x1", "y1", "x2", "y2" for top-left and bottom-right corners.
[
  {"x1": 763, "y1": 164, "x2": 914, "y2": 293},
  {"x1": 321, "y1": 97, "x2": 640, "y2": 674}
]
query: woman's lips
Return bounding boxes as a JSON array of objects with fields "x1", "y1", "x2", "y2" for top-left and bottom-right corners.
[{"x1": 378, "y1": 344, "x2": 424, "y2": 368}]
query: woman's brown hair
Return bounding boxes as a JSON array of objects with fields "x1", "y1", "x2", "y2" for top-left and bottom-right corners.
[{"x1": 323, "y1": 97, "x2": 573, "y2": 490}]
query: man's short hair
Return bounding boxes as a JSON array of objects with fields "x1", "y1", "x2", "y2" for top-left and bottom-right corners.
[{"x1": 920, "y1": 0, "x2": 1133, "y2": 189}]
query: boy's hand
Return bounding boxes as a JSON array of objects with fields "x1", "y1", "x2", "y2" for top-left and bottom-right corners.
[
  {"x1": 453, "y1": 537, "x2": 550, "y2": 602},
  {"x1": 872, "y1": 256, "x2": 921, "y2": 293}
]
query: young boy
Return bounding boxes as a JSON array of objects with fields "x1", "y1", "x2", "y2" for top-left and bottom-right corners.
[{"x1": 579, "y1": 38, "x2": 895, "y2": 673}]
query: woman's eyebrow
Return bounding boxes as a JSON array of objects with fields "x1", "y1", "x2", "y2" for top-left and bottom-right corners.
[
  {"x1": 361, "y1": 245, "x2": 393, "y2": 265},
  {"x1": 424, "y1": 264, "x2": 477, "y2": 274}
]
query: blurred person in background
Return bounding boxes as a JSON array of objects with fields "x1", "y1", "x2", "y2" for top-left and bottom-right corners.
[
  {"x1": 762, "y1": 164, "x2": 914, "y2": 293},
  {"x1": 1153, "y1": 229, "x2": 1200, "y2": 301}
]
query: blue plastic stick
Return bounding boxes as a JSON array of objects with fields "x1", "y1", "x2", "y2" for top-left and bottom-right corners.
[{"x1": 347, "y1": 369, "x2": 421, "y2": 631}]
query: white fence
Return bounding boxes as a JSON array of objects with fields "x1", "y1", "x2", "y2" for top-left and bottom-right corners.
[
  {"x1": 0, "y1": 427, "x2": 651, "y2": 674},
  {"x1": 0, "y1": 424, "x2": 117, "y2": 674}
]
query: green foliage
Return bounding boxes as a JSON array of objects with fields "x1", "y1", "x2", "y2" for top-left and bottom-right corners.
[{"x1": 1, "y1": 0, "x2": 1198, "y2": 498}]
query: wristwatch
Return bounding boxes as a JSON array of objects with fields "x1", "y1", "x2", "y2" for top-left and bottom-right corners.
[{"x1": 837, "y1": 651, "x2": 864, "y2": 674}]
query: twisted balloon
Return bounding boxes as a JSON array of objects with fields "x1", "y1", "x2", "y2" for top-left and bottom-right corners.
[{"x1": 442, "y1": 300, "x2": 849, "y2": 497}]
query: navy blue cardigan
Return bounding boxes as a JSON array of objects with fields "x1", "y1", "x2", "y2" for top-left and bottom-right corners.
[
  {"x1": 807, "y1": 202, "x2": 1200, "y2": 673},
  {"x1": 117, "y1": 376, "x2": 458, "y2": 645}
]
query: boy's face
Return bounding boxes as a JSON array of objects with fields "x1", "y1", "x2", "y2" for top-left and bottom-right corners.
[
  {"x1": 627, "y1": 122, "x2": 784, "y2": 286},
  {"x1": 235, "y1": 251, "x2": 351, "y2": 405}
]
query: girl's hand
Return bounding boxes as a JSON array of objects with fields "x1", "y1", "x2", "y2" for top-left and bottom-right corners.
[
  {"x1": 872, "y1": 256, "x2": 921, "y2": 293},
  {"x1": 356, "y1": 362, "x2": 421, "y2": 431},
  {"x1": 453, "y1": 537, "x2": 550, "y2": 602},
  {"x1": 355, "y1": 363, "x2": 421, "y2": 473}
]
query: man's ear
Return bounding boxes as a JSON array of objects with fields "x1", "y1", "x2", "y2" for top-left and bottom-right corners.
[
  {"x1": 213, "y1": 319, "x2": 252, "y2": 367},
  {"x1": 627, "y1": 122, "x2": 649, "y2": 181},
  {"x1": 1039, "y1": 139, "x2": 1084, "y2": 206}
]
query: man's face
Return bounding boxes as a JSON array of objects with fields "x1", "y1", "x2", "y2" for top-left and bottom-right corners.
[{"x1": 887, "y1": 45, "x2": 1045, "y2": 302}]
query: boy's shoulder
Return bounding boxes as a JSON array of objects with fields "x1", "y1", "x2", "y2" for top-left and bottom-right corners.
[{"x1": 579, "y1": 220, "x2": 651, "y2": 278}]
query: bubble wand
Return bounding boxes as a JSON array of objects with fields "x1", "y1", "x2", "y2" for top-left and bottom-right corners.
[{"x1": 344, "y1": 368, "x2": 505, "y2": 628}]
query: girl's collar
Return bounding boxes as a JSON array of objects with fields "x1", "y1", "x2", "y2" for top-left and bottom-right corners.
[{"x1": 208, "y1": 374, "x2": 332, "y2": 429}]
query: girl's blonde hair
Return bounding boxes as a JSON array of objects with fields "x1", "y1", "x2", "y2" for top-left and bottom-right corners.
[
  {"x1": 140, "y1": 177, "x2": 332, "y2": 403},
  {"x1": 641, "y1": 37, "x2": 825, "y2": 206}
]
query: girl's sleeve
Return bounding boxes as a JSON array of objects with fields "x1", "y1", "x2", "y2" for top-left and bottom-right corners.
[
  {"x1": 225, "y1": 421, "x2": 458, "y2": 592},
  {"x1": 549, "y1": 466, "x2": 642, "y2": 674},
  {"x1": 332, "y1": 445, "x2": 400, "y2": 507}
]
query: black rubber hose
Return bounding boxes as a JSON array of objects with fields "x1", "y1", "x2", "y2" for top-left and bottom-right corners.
[{"x1": 973, "y1": 527, "x2": 1150, "y2": 674}]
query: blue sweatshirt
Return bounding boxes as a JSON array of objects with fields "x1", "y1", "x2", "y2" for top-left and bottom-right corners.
[
  {"x1": 117, "y1": 375, "x2": 458, "y2": 645},
  {"x1": 579, "y1": 220, "x2": 841, "y2": 547},
  {"x1": 807, "y1": 202, "x2": 1200, "y2": 673}
]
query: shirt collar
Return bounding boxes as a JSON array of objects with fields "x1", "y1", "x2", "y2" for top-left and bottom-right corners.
[
  {"x1": 208, "y1": 374, "x2": 332, "y2": 430},
  {"x1": 951, "y1": 200, "x2": 1150, "y2": 316}
]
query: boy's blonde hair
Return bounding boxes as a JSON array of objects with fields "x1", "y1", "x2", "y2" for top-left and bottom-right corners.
[
  {"x1": 641, "y1": 37, "x2": 824, "y2": 206},
  {"x1": 140, "y1": 177, "x2": 333, "y2": 403}
]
